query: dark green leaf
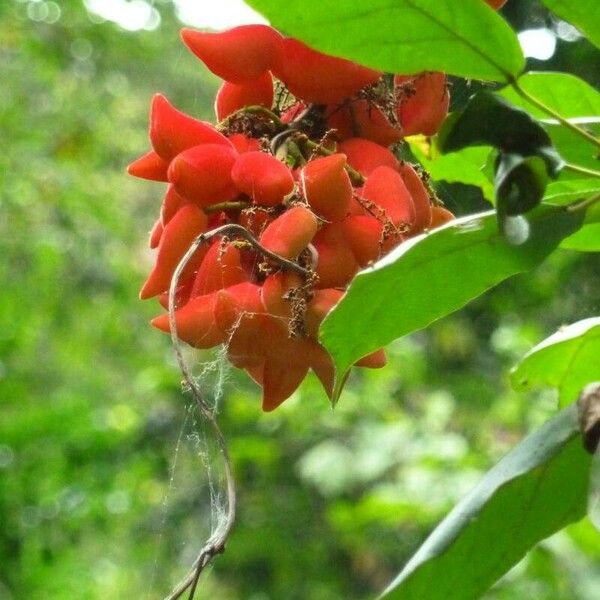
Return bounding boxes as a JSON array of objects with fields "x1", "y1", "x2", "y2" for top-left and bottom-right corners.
[
  {"x1": 499, "y1": 72, "x2": 600, "y2": 119},
  {"x1": 495, "y1": 153, "x2": 548, "y2": 215},
  {"x1": 246, "y1": 0, "x2": 524, "y2": 82},
  {"x1": 379, "y1": 405, "x2": 591, "y2": 599},
  {"x1": 438, "y1": 91, "x2": 564, "y2": 175},
  {"x1": 539, "y1": 0, "x2": 600, "y2": 50},
  {"x1": 511, "y1": 318, "x2": 600, "y2": 406},
  {"x1": 321, "y1": 205, "x2": 584, "y2": 399}
]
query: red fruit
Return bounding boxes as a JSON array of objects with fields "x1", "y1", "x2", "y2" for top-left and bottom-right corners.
[
  {"x1": 261, "y1": 359, "x2": 310, "y2": 412},
  {"x1": 151, "y1": 289, "x2": 238, "y2": 349},
  {"x1": 139, "y1": 204, "x2": 209, "y2": 300},
  {"x1": 227, "y1": 133, "x2": 262, "y2": 154},
  {"x1": 342, "y1": 215, "x2": 385, "y2": 267},
  {"x1": 127, "y1": 150, "x2": 169, "y2": 181},
  {"x1": 239, "y1": 207, "x2": 272, "y2": 237},
  {"x1": 157, "y1": 282, "x2": 193, "y2": 311},
  {"x1": 150, "y1": 94, "x2": 232, "y2": 161},
  {"x1": 429, "y1": 205, "x2": 455, "y2": 229},
  {"x1": 327, "y1": 100, "x2": 402, "y2": 146},
  {"x1": 338, "y1": 138, "x2": 399, "y2": 176},
  {"x1": 261, "y1": 271, "x2": 304, "y2": 319},
  {"x1": 301, "y1": 154, "x2": 353, "y2": 222},
  {"x1": 355, "y1": 349, "x2": 387, "y2": 368},
  {"x1": 191, "y1": 240, "x2": 247, "y2": 297},
  {"x1": 231, "y1": 151, "x2": 294, "y2": 206},
  {"x1": 149, "y1": 218, "x2": 163, "y2": 249},
  {"x1": 398, "y1": 162, "x2": 432, "y2": 233},
  {"x1": 181, "y1": 25, "x2": 283, "y2": 84},
  {"x1": 168, "y1": 143, "x2": 239, "y2": 207},
  {"x1": 395, "y1": 72, "x2": 449, "y2": 137},
  {"x1": 259, "y1": 206, "x2": 319, "y2": 260},
  {"x1": 312, "y1": 223, "x2": 359, "y2": 289},
  {"x1": 160, "y1": 186, "x2": 186, "y2": 226},
  {"x1": 273, "y1": 38, "x2": 381, "y2": 104},
  {"x1": 215, "y1": 71, "x2": 274, "y2": 121},
  {"x1": 362, "y1": 166, "x2": 416, "y2": 229},
  {"x1": 305, "y1": 288, "x2": 345, "y2": 337}
]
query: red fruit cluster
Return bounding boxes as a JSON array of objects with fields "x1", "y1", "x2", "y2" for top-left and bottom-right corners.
[{"x1": 129, "y1": 25, "x2": 455, "y2": 411}]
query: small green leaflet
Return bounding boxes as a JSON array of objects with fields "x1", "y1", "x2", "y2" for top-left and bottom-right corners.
[{"x1": 511, "y1": 318, "x2": 600, "y2": 407}]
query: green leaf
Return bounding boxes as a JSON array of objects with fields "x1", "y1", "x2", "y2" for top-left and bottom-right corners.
[
  {"x1": 408, "y1": 141, "x2": 495, "y2": 202},
  {"x1": 321, "y1": 205, "x2": 584, "y2": 399},
  {"x1": 561, "y1": 223, "x2": 600, "y2": 251},
  {"x1": 379, "y1": 405, "x2": 591, "y2": 600},
  {"x1": 499, "y1": 72, "x2": 600, "y2": 119},
  {"x1": 544, "y1": 179, "x2": 600, "y2": 207},
  {"x1": 438, "y1": 91, "x2": 564, "y2": 176},
  {"x1": 539, "y1": 0, "x2": 600, "y2": 50},
  {"x1": 495, "y1": 153, "x2": 548, "y2": 216},
  {"x1": 545, "y1": 121, "x2": 600, "y2": 177},
  {"x1": 511, "y1": 318, "x2": 600, "y2": 406},
  {"x1": 246, "y1": 0, "x2": 524, "y2": 82}
]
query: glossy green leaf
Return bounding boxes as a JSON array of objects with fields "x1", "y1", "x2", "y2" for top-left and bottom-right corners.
[
  {"x1": 499, "y1": 72, "x2": 600, "y2": 119},
  {"x1": 439, "y1": 91, "x2": 564, "y2": 175},
  {"x1": 561, "y1": 223, "x2": 600, "y2": 251},
  {"x1": 539, "y1": 0, "x2": 600, "y2": 50},
  {"x1": 544, "y1": 179, "x2": 600, "y2": 207},
  {"x1": 511, "y1": 318, "x2": 600, "y2": 406},
  {"x1": 379, "y1": 405, "x2": 591, "y2": 599},
  {"x1": 545, "y1": 121, "x2": 600, "y2": 177},
  {"x1": 408, "y1": 141, "x2": 495, "y2": 202},
  {"x1": 246, "y1": 0, "x2": 524, "y2": 82},
  {"x1": 321, "y1": 205, "x2": 584, "y2": 399}
]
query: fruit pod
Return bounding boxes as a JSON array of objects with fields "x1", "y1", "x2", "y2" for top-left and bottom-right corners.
[
  {"x1": 326, "y1": 100, "x2": 402, "y2": 146},
  {"x1": 342, "y1": 215, "x2": 385, "y2": 267},
  {"x1": 160, "y1": 185, "x2": 187, "y2": 226},
  {"x1": 168, "y1": 143, "x2": 239, "y2": 207},
  {"x1": 312, "y1": 223, "x2": 359, "y2": 289},
  {"x1": 227, "y1": 134, "x2": 262, "y2": 154},
  {"x1": 362, "y1": 166, "x2": 416, "y2": 229},
  {"x1": 127, "y1": 150, "x2": 169, "y2": 182},
  {"x1": 398, "y1": 162, "x2": 432, "y2": 233},
  {"x1": 395, "y1": 72, "x2": 449, "y2": 137},
  {"x1": 261, "y1": 270, "x2": 305, "y2": 319},
  {"x1": 429, "y1": 205, "x2": 455, "y2": 229},
  {"x1": 151, "y1": 289, "x2": 238, "y2": 349},
  {"x1": 300, "y1": 154, "x2": 353, "y2": 222},
  {"x1": 181, "y1": 25, "x2": 283, "y2": 84},
  {"x1": 305, "y1": 288, "x2": 345, "y2": 338},
  {"x1": 272, "y1": 38, "x2": 381, "y2": 104},
  {"x1": 231, "y1": 151, "x2": 294, "y2": 206},
  {"x1": 215, "y1": 72, "x2": 274, "y2": 121},
  {"x1": 190, "y1": 239, "x2": 247, "y2": 297},
  {"x1": 149, "y1": 218, "x2": 163, "y2": 249},
  {"x1": 150, "y1": 94, "x2": 232, "y2": 161},
  {"x1": 338, "y1": 138, "x2": 399, "y2": 177},
  {"x1": 259, "y1": 205, "x2": 319, "y2": 260},
  {"x1": 139, "y1": 204, "x2": 209, "y2": 300}
]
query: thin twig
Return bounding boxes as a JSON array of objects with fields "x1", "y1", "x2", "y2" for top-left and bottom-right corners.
[
  {"x1": 563, "y1": 163, "x2": 600, "y2": 180},
  {"x1": 565, "y1": 192, "x2": 600, "y2": 213},
  {"x1": 508, "y1": 76, "x2": 600, "y2": 151},
  {"x1": 163, "y1": 222, "x2": 311, "y2": 600}
]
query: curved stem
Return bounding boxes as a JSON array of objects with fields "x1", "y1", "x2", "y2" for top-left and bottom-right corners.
[
  {"x1": 204, "y1": 200, "x2": 251, "y2": 214},
  {"x1": 566, "y1": 192, "x2": 600, "y2": 213},
  {"x1": 217, "y1": 105, "x2": 285, "y2": 130},
  {"x1": 508, "y1": 76, "x2": 600, "y2": 151},
  {"x1": 563, "y1": 162, "x2": 600, "y2": 180}
]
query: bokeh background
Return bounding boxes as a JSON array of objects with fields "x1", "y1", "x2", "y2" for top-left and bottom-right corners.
[{"x1": 1, "y1": 1, "x2": 600, "y2": 598}]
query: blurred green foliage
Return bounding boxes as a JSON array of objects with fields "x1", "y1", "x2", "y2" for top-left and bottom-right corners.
[{"x1": 0, "y1": 1, "x2": 599, "y2": 599}]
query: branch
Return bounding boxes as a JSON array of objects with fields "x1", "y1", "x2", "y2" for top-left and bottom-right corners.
[{"x1": 163, "y1": 222, "x2": 312, "y2": 600}]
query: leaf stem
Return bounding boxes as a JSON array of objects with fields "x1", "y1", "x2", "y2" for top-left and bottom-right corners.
[
  {"x1": 563, "y1": 163, "x2": 600, "y2": 179},
  {"x1": 566, "y1": 192, "x2": 600, "y2": 213},
  {"x1": 508, "y1": 76, "x2": 600, "y2": 151}
]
